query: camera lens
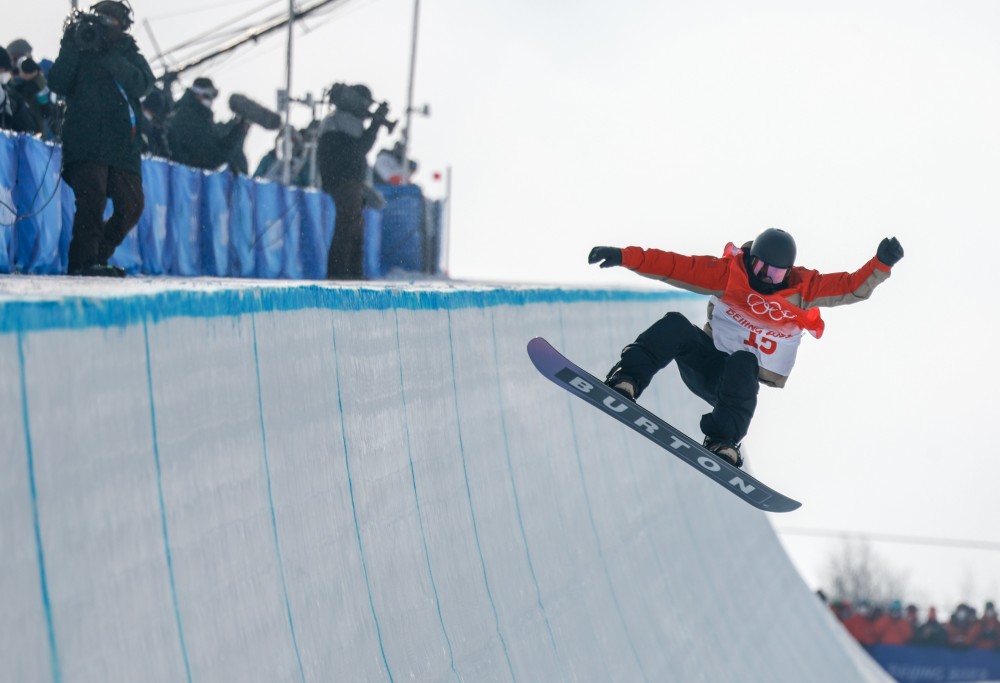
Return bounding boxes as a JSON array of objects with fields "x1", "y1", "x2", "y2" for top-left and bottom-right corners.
[{"x1": 74, "y1": 17, "x2": 104, "y2": 51}]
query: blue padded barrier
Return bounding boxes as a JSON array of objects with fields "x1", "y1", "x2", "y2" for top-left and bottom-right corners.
[
  {"x1": 230, "y1": 174, "x2": 255, "y2": 277},
  {"x1": 58, "y1": 181, "x2": 73, "y2": 273},
  {"x1": 135, "y1": 158, "x2": 169, "y2": 275},
  {"x1": 108, "y1": 198, "x2": 143, "y2": 275},
  {"x1": 200, "y1": 169, "x2": 232, "y2": 277},
  {"x1": 298, "y1": 187, "x2": 334, "y2": 279},
  {"x1": 0, "y1": 131, "x2": 437, "y2": 278},
  {"x1": 252, "y1": 179, "x2": 285, "y2": 279},
  {"x1": 0, "y1": 132, "x2": 18, "y2": 273},
  {"x1": 363, "y1": 206, "x2": 382, "y2": 279},
  {"x1": 14, "y1": 136, "x2": 63, "y2": 274},
  {"x1": 281, "y1": 187, "x2": 303, "y2": 280},
  {"x1": 166, "y1": 163, "x2": 202, "y2": 276},
  {"x1": 377, "y1": 184, "x2": 425, "y2": 274}
]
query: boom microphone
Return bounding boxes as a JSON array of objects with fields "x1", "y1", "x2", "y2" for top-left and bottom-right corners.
[{"x1": 228, "y1": 94, "x2": 282, "y2": 130}]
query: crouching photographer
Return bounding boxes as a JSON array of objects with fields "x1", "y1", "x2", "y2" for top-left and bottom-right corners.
[
  {"x1": 318, "y1": 83, "x2": 395, "y2": 279},
  {"x1": 48, "y1": 0, "x2": 154, "y2": 277}
]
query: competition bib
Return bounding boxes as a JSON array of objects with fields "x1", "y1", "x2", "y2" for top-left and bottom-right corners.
[
  {"x1": 708, "y1": 295, "x2": 804, "y2": 376},
  {"x1": 705, "y1": 243, "x2": 826, "y2": 378}
]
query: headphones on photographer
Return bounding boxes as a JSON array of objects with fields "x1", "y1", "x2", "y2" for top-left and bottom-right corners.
[{"x1": 90, "y1": 0, "x2": 134, "y2": 31}]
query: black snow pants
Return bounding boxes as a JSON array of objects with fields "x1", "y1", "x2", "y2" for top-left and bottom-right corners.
[
  {"x1": 609, "y1": 311, "x2": 760, "y2": 443},
  {"x1": 326, "y1": 179, "x2": 366, "y2": 279},
  {"x1": 63, "y1": 161, "x2": 144, "y2": 273}
]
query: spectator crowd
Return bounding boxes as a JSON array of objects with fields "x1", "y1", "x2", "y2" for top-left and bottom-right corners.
[
  {"x1": 831, "y1": 599, "x2": 1000, "y2": 651},
  {"x1": 2, "y1": 1, "x2": 419, "y2": 279}
]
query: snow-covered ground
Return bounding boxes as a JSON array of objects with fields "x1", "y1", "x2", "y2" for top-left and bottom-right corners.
[{"x1": 0, "y1": 277, "x2": 889, "y2": 682}]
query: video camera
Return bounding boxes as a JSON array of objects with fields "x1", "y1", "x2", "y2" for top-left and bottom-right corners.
[
  {"x1": 65, "y1": 11, "x2": 117, "y2": 52},
  {"x1": 327, "y1": 82, "x2": 397, "y2": 133}
]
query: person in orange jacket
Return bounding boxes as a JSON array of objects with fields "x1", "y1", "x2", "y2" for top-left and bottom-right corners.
[
  {"x1": 873, "y1": 600, "x2": 914, "y2": 645},
  {"x1": 588, "y1": 229, "x2": 903, "y2": 466},
  {"x1": 842, "y1": 601, "x2": 876, "y2": 646}
]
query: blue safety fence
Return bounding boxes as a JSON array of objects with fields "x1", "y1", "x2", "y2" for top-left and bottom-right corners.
[
  {"x1": 868, "y1": 645, "x2": 1000, "y2": 682},
  {"x1": 0, "y1": 130, "x2": 438, "y2": 278},
  {"x1": 0, "y1": 133, "x2": 17, "y2": 273},
  {"x1": 379, "y1": 184, "x2": 425, "y2": 275}
]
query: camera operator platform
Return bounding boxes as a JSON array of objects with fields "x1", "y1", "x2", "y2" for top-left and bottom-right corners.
[
  {"x1": 318, "y1": 83, "x2": 394, "y2": 280},
  {"x1": 48, "y1": 0, "x2": 154, "y2": 277}
]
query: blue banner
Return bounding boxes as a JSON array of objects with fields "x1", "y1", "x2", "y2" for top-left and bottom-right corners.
[{"x1": 868, "y1": 645, "x2": 1000, "y2": 683}]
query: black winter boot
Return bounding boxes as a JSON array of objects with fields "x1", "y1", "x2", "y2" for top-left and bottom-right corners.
[
  {"x1": 703, "y1": 437, "x2": 743, "y2": 468},
  {"x1": 604, "y1": 367, "x2": 638, "y2": 401}
]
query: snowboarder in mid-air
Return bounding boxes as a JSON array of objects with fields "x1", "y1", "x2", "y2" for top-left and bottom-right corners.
[{"x1": 588, "y1": 229, "x2": 904, "y2": 468}]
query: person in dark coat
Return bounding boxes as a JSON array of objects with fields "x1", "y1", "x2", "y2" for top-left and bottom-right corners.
[
  {"x1": 165, "y1": 78, "x2": 248, "y2": 171},
  {"x1": 48, "y1": 0, "x2": 155, "y2": 276},
  {"x1": 7, "y1": 40, "x2": 53, "y2": 137},
  {"x1": 12, "y1": 57, "x2": 52, "y2": 136},
  {"x1": 969, "y1": 602, "x2": 1000, "y2": 651},
  {"x1": 138, "y1": 88, "x2": 170, "y2": 157},
  {"x1": 913, "y1": 607, "x2": 949, "y2": 648},
  {"x1": 317, "y1": 83, "x2": 391, "y2": 279},
  {"x1": 0, "y1": 47, "x2": 40, "y2": 134}
]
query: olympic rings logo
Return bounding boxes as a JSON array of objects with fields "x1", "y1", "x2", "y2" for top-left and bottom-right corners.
[{"x1": 747, "y1": 293, "x2": 797, "y2": 322}]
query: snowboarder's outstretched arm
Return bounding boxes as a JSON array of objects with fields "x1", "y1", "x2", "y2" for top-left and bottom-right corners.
[
  {"x1": 795, "y1": 237, "x2": 904, "y2": 309},
  {"x1": 588, "y1": 245, "x2": 730, "y2": 296}
]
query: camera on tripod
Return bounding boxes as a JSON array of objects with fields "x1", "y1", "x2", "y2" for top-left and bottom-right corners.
[{"x1": 66, "y1": 11, "x2": 117, "y2": 52}]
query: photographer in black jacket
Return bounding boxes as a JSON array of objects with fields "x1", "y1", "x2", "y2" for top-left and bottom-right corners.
[
  {"x1": 48, "y1": 0, "x2": 154, "y2": 277},
  {"x1": 0, "y1": 48, "x2": 39, "y2": 134},
  {"x1": 166, "y1": 78, "x2": 250, "y2": 171},
  {"x1": 318, "y1": 83, "x2": 393, "y2": 279}
]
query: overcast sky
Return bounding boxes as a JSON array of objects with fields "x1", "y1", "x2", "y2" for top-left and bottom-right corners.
[{"x1": 15, "y1": 0, "x2": 1000, "y2": 614}]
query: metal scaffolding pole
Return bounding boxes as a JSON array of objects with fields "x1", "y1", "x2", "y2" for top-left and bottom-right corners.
[
  {"x1": 282, "y1": 0, "x2": 295, "y2": 185},
  {"x1": 401, "y1": 0, "x2": 420, "y2": 184}
]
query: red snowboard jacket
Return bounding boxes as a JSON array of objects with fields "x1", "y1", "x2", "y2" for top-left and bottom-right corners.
[{"x1": 620, "y1": 242, "x2": 893, "y2": 387}]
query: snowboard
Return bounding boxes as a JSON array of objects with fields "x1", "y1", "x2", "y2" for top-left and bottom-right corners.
[{"x1": 526, "y1": 337, "x2": 801, "y2": 513}]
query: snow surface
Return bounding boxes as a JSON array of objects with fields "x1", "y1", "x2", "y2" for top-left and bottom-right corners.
[{"x1": 0, "y1": 277, "x2": 890, "y2": 682}]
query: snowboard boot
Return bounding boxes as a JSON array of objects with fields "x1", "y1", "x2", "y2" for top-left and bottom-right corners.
[
  {"x1": 70, "y1": 263, "x2": 127, "y2": 278},
  {"x1": 703, "y1": 437, "x2": 744, "y2": 468},
  {"x1": 604, "y1": 366, "x2": 638, "y2": 401}
]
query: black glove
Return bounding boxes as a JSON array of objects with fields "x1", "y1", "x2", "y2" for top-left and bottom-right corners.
[
  {"x1": 588, "y1": 246, "x2": 622, "y2": 268},
  {"x1": 876, "y1": 237, "x2": 904, "y2": 267},
  {"x1": 372, "y1": 102, "x2": 389, "y2": 124}
]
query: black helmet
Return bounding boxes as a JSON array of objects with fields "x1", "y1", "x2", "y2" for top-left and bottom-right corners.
[{"x1": 749, "y1": 228, "x2": 796, "y2": 269}]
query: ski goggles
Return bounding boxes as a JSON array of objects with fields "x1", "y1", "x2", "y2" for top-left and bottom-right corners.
[
  {"x1": 750, "y1": 257, "x2": 789, "y2": 284},
  {"x1": 190, "y1": 85, "x2": 219, "y2": 100}
]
